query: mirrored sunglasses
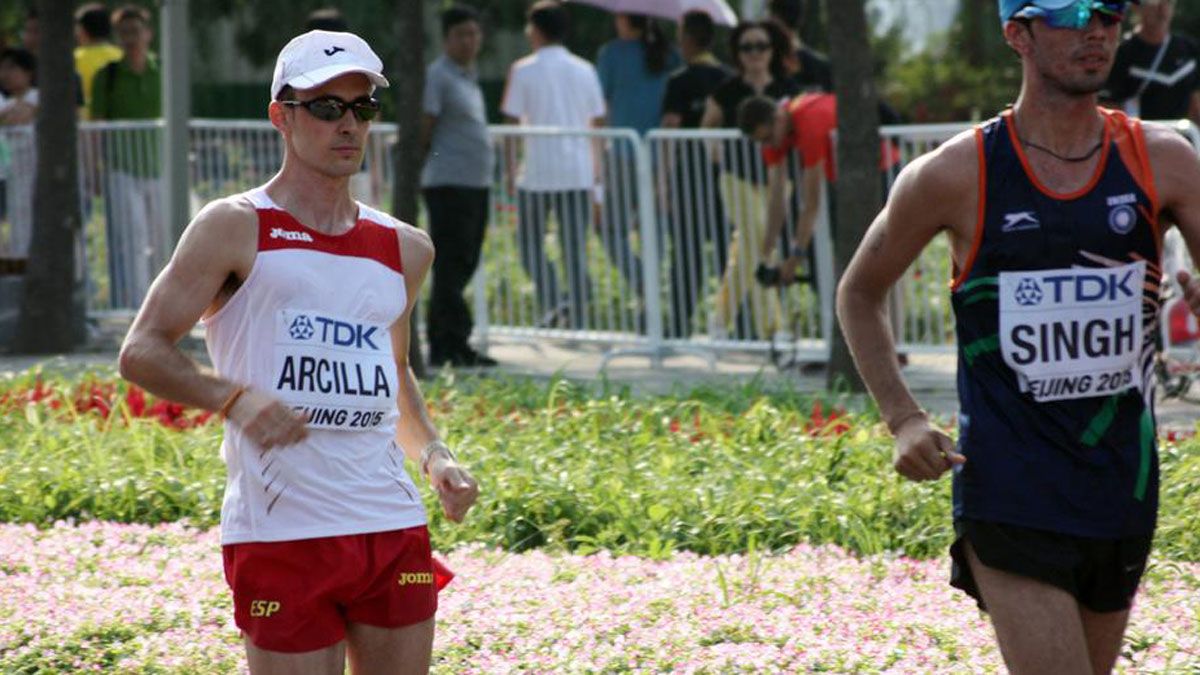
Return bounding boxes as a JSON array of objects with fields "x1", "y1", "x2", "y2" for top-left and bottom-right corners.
[{"x1": 1014, "y1": 0, "x2": 1129, "y2": 30}]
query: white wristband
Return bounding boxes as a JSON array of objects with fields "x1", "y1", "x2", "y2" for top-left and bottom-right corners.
[{"x1": 419, "y1": 440, "x2": 455, "y2": 477}]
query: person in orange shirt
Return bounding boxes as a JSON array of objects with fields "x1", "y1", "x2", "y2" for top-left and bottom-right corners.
[{"x1": 737, "y1": 92, "x2": 900, "y2": 285}]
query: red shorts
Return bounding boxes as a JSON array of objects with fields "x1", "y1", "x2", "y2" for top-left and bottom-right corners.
[{"x1": 222, "y1": 525, "x2": 439, "y2": 653}]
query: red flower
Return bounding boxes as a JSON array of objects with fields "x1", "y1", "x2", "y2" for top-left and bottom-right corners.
[
  {"x1": 125, "y1": 386, "x2": 147, "y2": 417},
  {"x1": 804, "y1": 401, "x2": 851, "y2": 437}
]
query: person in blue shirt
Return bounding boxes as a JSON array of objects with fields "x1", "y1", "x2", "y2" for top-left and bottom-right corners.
[
  {"x1": 594, "y1": 14, "x2": 681, "y2": 319},
  {"x1": 597, "y1": 13, "x2": 680, "y2": 135}
]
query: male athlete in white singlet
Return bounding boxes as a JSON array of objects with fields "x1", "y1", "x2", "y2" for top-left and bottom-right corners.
[{"x1": 119, "y1": 30, "x2": 479, "y2": 674}]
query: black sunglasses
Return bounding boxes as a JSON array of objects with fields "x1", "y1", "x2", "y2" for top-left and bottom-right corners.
[
  {"x1": 738, "y1": 41, "x2": 772, "y2": 54},
  {"x1": 281, "y1": 95, "x2": 381, "y2": 122}
]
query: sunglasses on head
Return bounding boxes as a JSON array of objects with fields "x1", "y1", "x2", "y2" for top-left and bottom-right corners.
[
  {"x1": 1014, "y1": 0, "x2": 1129, "y2": 30},
  {"x1": 281, "y1": 95, "x2": 381, "y2": 122},
  {"x1": 738, "y1": 40, "x2": 772, "y2": 54}
]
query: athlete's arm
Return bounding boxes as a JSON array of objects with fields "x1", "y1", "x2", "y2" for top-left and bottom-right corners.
[
  {"x1": 1146, "y1": 123, "x2": 1200, "y2": 314},
  {"x1": 836, "y1": 132, "x2": 976, "y2": 481},
  {"x1": 390, "y1": 225, "x2": 479, "y2": 523},
  {"x1": 118, "y1": 198, "x2": 309, "y2": 449}
]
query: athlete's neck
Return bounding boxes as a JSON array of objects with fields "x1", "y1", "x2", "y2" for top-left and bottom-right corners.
[
  {"x1": 264, "y1": 165, "x2": 359, "y2": 236},
  {"x1": 1011, "y1": 91, "x2": 1103, "y2": 159}
]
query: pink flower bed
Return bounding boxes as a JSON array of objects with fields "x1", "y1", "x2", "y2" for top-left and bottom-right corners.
[{"x1": 0, "y1": 523, "x2": 1196, "y2": 673}]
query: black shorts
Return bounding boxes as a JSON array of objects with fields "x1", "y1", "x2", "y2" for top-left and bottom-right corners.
[{"x1": 950, "y1": 519, "x2": 1153, "y2": 614}]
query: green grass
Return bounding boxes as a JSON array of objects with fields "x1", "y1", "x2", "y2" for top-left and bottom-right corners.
[{"x1": 2, "y1": 371, "x2": 1198, "y2": 562}]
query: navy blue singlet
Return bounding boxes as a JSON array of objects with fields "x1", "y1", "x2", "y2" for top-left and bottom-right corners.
[{"x1": 950, "y1": 108, "x2": 1162, "y2": 539}]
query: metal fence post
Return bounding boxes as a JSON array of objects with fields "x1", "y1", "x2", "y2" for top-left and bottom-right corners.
[{"x1": 633, "y1": 132, "x2": 663, "y2": 362}]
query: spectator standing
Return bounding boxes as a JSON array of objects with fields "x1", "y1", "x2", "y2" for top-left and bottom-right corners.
[
  {"x1": 1104, "y1": 0, "x2": 1200, "y2": 125},
  {"x1": 595, "y1": 13, "x2": 681, "y2": 310},
  {"x1": 421, "y1": 5, "x2": 496, "y2": 368},
  {"x1": 0, "y1": 50, "x2": 37, "y2": 126},
  {"x1": 660, "y1": 10, "x2": 732, "y2": 336},
  {"x1": 501, "y1": 0, "x2": 606, "y2": 330},
  {"x1": 74, "y1": 3, "x2": 122, "y2": 120},
  {"x1": 597, "y1": 13, "x2": 680, "y2": 135},
  {"x1": 0, "y1": 49, "x2": 38, "y2": 265},
  {"x1": 21, "y1": 9, "x2": 40, "y2": 54},
  {"x1": 701, "y1": 21, "x2": 798, "y2": 339},
  {"x1": 91, "y1": 5, "x2": 163, "y2": 308},
  {"x1": 766, "y1": 0, "x2": 832, "y2": 93}
]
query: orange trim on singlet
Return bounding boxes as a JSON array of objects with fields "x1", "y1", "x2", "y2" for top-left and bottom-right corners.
[
  {"x1": 1130, "y1": 117, "x2": 1163, "y2": 258},
  {"x1": 1105, "y1": 108, "x2": 1163, "y2": 258},
  {"x1": 950, "y1": 127, "x2": 988, "y2": 291},
  {"x1": 1003, "y1": 109, "x2": 1112, "y2": 201}
]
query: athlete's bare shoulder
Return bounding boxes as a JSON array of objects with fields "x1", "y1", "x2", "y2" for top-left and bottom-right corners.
[
  {"x1": 1137, "y1": 120, "x2": 1200, "y2": 223},
  {"x1": 390, "y1": 217, "x2": 434, "y2": 280},
  {"x1": 1142, "y1": 121, "x2": 1200, "y2": 169},
  {"x1": 900, "y1": 128, "x2": 979, "y2": 195},
  {"x1": 172, "y1": 194, "x2": 258, "y2": 275},
  {"x1": 184, "y1": 194, "x2": 258, "y2": 242},
  {"x1": 885, "y1": 127, "x2": 980, "y2": 236}
]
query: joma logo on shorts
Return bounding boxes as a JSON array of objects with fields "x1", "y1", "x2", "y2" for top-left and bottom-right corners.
[
  {"x1": 397, "y1": 572, "x2": 434, "y2": 586},
  {"x1": 269, "y1": 227, "x2": 314, "y2": 242},
  {"x1": 249, "y1": 600, "x2": 281, "y2": 617}
]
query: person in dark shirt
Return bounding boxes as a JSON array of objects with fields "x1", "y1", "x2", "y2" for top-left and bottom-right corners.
[
  {"x1": 701, "y1": 20, "x2": 798, "y2": 339},
  {"x1": 660, "y1": 10, "x2": 732, "y2": 336},
  {"x1": 1104, "y1": 0, "x2": 1200, "y2": 124},
  {"x1": 662, "y1": 11, "x2": 731, "y2": 129},
  {"x1": 766, "y1": 0, "x2": 832, "y2": 93}
]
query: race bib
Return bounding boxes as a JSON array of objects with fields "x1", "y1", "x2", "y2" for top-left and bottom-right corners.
[
  {"x1": 999, "y1": 262, "x2": 1145, "y2": 402},
  {"x1": 272, "y1": 309, "x2": 397, "y2": 430}
]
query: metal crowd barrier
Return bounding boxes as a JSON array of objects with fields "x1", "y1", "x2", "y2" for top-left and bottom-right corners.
[
  {"x1": 645, "y1": 128, "x2": 834, "y2": 362},
  {"x1": 2, "y1": 117, "x2": 1196, "y2": 364},
  {"x1": 479, "y1": 127, "x2": 656, "y2": 353},
  {"x1": 0, "y1": 125, "x2": 36, "y2": 261}
]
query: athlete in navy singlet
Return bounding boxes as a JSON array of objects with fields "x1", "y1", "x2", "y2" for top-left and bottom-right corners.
[
  {"x1": 953, "y1": 107, "x2": 1161, "y2": 541},
  {"x1": 837, "y1": 0, "x2": 1200, "y2": 672}
]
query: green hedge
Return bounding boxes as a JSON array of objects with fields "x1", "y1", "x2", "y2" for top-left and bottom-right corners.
[{"x1": 2, "y1": 373, "x2": 1198, "y2": 561}]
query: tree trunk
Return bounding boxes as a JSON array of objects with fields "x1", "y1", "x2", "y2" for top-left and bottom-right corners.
[
  {"x1": 13, "y1": 0, "x2": 85, "y2": 353},
  {"x1": 824, "y1": 0, "x2": 878, "y2": 392},
  {"x1": 394, "y1": 2, "x2": 427, "y2": 379}
]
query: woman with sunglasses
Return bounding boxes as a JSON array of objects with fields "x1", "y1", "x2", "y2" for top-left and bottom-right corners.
[
  {"x1": 700, "y1": 21, "x2": 798, "y2": 341},
  {"x1": 118, "y1": 30, "x2": 479, "y2": 674},
  {"x1": 838, "y1": 1, "x2": 1200, "y2": 672}
]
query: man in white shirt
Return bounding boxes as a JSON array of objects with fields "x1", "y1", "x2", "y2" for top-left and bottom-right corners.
[{"x1": 502, "y1": 0, "x2": 606, "y2": 329}]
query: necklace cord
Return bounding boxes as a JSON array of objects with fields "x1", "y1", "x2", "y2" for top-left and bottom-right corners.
[{"x1": 1019, "y1": 136, "x2": 1104, "y2": 163}]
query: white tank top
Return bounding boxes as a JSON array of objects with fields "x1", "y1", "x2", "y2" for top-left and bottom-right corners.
[{"x1": 203, "y1": 187, "x2": 426, "y2": 544}]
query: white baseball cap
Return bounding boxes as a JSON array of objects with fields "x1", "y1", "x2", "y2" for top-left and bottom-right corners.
[{"x1": 271, "y1": 30, "x2": 390, "y2": 100}]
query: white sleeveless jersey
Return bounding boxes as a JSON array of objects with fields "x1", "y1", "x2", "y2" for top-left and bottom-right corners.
[{"x1": 203, "y1": 187, "x2": 426, "y2": 544}]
